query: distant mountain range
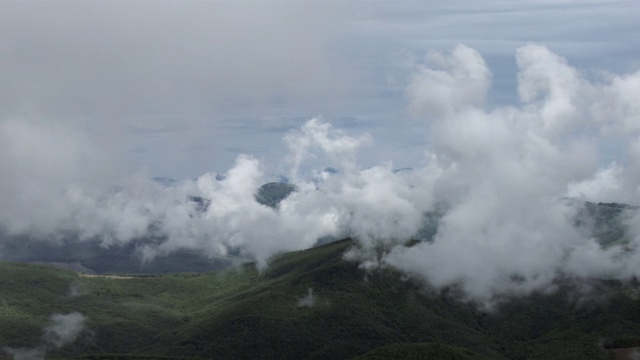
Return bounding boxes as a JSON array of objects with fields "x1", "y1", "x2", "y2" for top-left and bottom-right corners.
[
  {"x1": 0, "y1": 179, "x2": 635, "y2": 276},
  {"x1": 0, "y1": 182, "x2": 295, "y2": 275},
  {"x1": 254, "y1": 182, "x2": 296, "y2": 209}
]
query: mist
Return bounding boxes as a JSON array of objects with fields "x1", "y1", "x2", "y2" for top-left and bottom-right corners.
[
  {"x1": 383, "y1": 44, "x2": 640, "y2": 304},
  {"x1": 1, "y1": 1, "x2": 640, "y2": 305},
  {"x1": 297, "y1": 288, "x2": 317, "y2": 308},
  {"x1": 3, "y1": 312, "x2": 86, "y2": 360}
]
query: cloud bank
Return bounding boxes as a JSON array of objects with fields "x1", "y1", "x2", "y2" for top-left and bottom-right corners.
[
  {"x1": 386, "y1": 43, "x2": 640, "y2": 304},
  {"x1": 2, "y1": 43, "x2": 640, "y2": 305}
]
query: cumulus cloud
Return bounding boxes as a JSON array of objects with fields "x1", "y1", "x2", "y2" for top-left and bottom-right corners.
[
  {"x1": 139, "y1": 117, "x2": 431, "y2": 267},
  {"x1": 406, "y1": 45, "x2": 490, "y2": 118},
  {"x1": 284, "y1": 118, "x2": 373, "y2": 181},
  {"x1": 0, "y1": 105, "x2": 441, "y2": 270},
  {"x1": 4, "y1": 37, "x2": 640, "y2": 308},
  {"x1": 380, "y1": 43, "x2": 640, "y2": 305}
]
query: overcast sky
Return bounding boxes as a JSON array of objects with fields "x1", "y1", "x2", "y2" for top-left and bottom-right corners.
[
  {"x1": 4, "y1": 1, "x2": 640, "y2": 304},
  {"x1": 2, "y1": 0, "x2": 638, "y2": 178}
]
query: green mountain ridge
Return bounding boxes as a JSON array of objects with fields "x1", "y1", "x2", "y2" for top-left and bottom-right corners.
[
  {"x1": 254, "y1": 182, "x2": 297, "y2": 209},
  {"x1": 0, "y1": 189, "x2": 633, "y2": 276},
  {"x1": 0, "y1": 182, "x2": 296, "y2": 276},
  {"x1": 2, "y1": 238, "x2": 640, "y2": 359}
]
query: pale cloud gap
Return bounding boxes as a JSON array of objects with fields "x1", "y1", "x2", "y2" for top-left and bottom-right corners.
[{"x1": 2, "y1": 43, "x2": 640, "y2": 306}]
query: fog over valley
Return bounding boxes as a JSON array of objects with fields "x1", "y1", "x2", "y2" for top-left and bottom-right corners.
[
  {"x1": 2, "y1": 1, "x2": 640, "y2": 359},
  {"x1": 3, "y1": 43, "x2": 640, "y2": 304}
]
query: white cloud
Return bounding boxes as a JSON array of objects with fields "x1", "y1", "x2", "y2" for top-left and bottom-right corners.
[
  {"x1": 384, "y1": 43, "x2": 640, "y2": 305},
  {"x1": 406, "y1": 45, "x2": 490, "y2": 118},
  {"x1": 297, "y1": 288, "x2": 317, "y2": 307},
  {"x1": 2, "y1": 0, "x2": 640, "y2": 306}
]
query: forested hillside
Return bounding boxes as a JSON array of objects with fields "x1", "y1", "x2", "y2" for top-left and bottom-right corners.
[{"x1": 2, "y1": 238, "x2": 640, "y2": 359}]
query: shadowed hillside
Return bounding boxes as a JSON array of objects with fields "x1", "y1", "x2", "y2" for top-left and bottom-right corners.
[
  {"x1": 1, "y1": 196, "x2": 633, "y2": 277},
  {"x1": 351, "y1": 343, "x2": 491, "y2": 360},
  {"x1": 1, "y1": 238, "x2": 640, "y2": 359}
]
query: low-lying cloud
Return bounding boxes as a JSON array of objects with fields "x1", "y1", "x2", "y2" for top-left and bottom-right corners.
[
  {"x1": 385, "y1": 43, "x2": 640, "y2": 304},
  {"x1": 2, "y1": 44, "x2": 640, "y2": 305},
  {"x1": 297, "y1": 288, "x2": 317, "y2": 308},
  {"x1": 3, "y1": 312, "x2": 86, "y2": 360}
]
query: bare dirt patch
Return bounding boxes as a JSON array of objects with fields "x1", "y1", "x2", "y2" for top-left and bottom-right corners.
[{"x1": 79, "y1": 274, "x2": 136, "y2": 280}]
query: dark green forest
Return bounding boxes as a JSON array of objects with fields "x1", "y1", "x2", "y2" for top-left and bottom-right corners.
[
  {"x1": 0, "y1": 200, "x2": 639, "y2": 359},
  {"x1": 1, "y1": 237, "x2": 640, "y2": 359}
]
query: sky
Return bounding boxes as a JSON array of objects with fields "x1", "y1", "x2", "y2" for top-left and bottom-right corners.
[
  {"x1": 2, "y1": 0, "x2": 638, "y2": 178},
  {"x1": 3, "y1": 0, "x2": 640, "y2": 306}
]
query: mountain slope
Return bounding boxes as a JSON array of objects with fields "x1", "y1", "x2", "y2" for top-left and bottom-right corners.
[
  {"x1": 0, "y1": 199, "x2": 633, "y2": 277},
  {"x1": 151, "y1": 239, "x2": 499, "y2": 359},
  {"x1": 1, "y1": 239, "x2": 639, "y2": 359},
  {"x1": 352, "y1": 343, "x2": 491, "y2": 360}
]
